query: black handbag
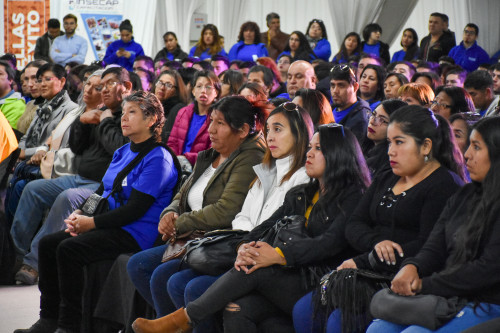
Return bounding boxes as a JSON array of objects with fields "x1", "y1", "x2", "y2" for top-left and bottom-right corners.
[
  {"x1": 259, "y1": 215, "x2": 308, "y2": 248},
  {"x1": 183, "y1": 229, "x2": 249, "y2": 276},
  {"x1": 370, "y1": 288, "x2": 468, "y2": 330}
]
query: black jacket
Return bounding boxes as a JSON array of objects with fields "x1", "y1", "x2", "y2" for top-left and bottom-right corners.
[
  {"x1": 153, "y1": 47, "x2": 188, "y2": 63},
  {"x1": 361, "y1": 41, "x2": 390, "y2": 65},
  {"x1": 404, "y1": 183, "x2": 500, "y2": 304},
  {"x1": 419, "y1": 31, "x2": 456, "y2": 63},
  {"x1": 69, "y1": 108, "x2": 129, "y2": 182},
  {"x1": 241, "y1": 182, "x2": 362, "y2": 269},
  {"x1": 338, "y1": 98, "x2": 370, "y2": 145},
  {"x1": 161, "y1": 96, "x2": 186, "y2": 143},
  {"x1": 34, "y1": 31, "x2": 64, "y2": 62}
]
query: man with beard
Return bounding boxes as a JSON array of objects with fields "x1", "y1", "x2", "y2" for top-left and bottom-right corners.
[{"x1": 50, "y1": 14, "x2": 88, "y2": 65}]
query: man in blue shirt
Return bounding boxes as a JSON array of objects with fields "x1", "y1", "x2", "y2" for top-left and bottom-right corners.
[
  {"x1": 275, "y1": 60, "x2": 317, "y2": 100},
  {"x1": 448, "y1": 23, "x2": 490, "y2": 72},
  {"x1": 50, "y1": 14, "x2": 88, "y2": 65}
]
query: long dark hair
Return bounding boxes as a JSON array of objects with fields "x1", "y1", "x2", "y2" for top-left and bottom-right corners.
[
  {"x1": 444, "y1": 117, "x2": 500, "y2": 275},
  {"x1": 237, "y1": 21, "x2": 262, "y2": 44},
  {"x1": 305, "y1": 19, "x2": 328, "y2": 40},
  {"x1": 283, "y1": 31, "x2": 316, "y2": 62},
  {"x1": 359, "y1": 64, "x2": 386, "y2": 101},
  {"x1": 317, "y1": 124, "x2": 371, "y2": 208},
  {"x1": 434, "y1": 86, "x2": 475, "y2": 116},
  {"x1": 401, "y1": 28, "x2": 419, "y2": 61},
  {"x1": 294, "y1": 88, "x2": 334, "y2": 128},
  {"x1": 334, "y1": 32, "x2": 361, "y2": 62},
  {"x1": 389, "y1": 105, "x2": 467, "y2": 181}
]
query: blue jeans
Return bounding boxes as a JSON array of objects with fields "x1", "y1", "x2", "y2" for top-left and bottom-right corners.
[
  {"x1": 168, "y1": 270, "x2": 219, "y2": 332},
  {"x1": 367, "y1": 303, "x2": 500, "y2": 333},
  {"x1": 127, "y1": 245, "x2": 183, "y2": 317},
  {"x1": 10, "y1": 175, "x2": 99, "y2": 261},
  {"x1": 293, "y1": 292, "x2": 344, "y2": 333}
]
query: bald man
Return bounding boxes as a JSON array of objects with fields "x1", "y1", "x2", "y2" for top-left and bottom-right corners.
[{"x1": 275, "y1": 60, "x2": 317, "y2": 100}]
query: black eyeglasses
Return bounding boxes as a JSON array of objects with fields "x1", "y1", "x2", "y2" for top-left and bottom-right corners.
[
  {"x1": 369, "y1": 111, "x2": 389, "y2": 126},
  {"x1": 280, "y1": 102, "x2": 300, "y2": 115},
  {"x1": 431, "y1": 100, "x2": 452, "y2": 109},
  {"x1": 322, "y1": 123, "x2": 345, "y2": 137}
]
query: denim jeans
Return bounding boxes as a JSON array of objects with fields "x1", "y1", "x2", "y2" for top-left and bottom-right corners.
[{"x1": 10, "y1": 175, "x2": 99, "y2": 260}]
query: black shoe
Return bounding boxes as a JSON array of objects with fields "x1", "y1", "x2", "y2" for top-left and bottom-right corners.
[{"x1": 13, "y1": 318, "x2": 57, "y2": 333}]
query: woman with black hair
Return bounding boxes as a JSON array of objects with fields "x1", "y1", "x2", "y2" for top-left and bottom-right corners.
[
  {"x1": 305, "y1": 19, "x2": 331, "y2": 61},
  {"x1": 430, "y1": 86, "x2": 475, "y2": 120},
  {"x1": 332, "y1": 32, "x2": 361, "y2": 64},
  {"x1": 361, "y1": 23, "x2": 390, "y2": 65},
  {"x1": 391, "y1": 28, "x2": 419, "y2": 63},
  {"x1": 103, "y1": 19, "x2": 145, "y2": 71},
  {"x1": 132, "y1": 123, "x2": 371, "y2": 333},
  {"x1": 412, "y1": 71, "x2": 442, "y2": 93},
  {"x1": 294, "y1": 105, "x2": 466, "y2": 333},
  {"x1": 189, "y1": 24, "x2": 227, "y2": 61},
  {"x1": 292, "y1": 88, "x2": 334, "y2": 128},
  {"x1": 278, "y1": 31, "x2": 317, "y2": 63},
  {"x1": 359, "y1": 64, "x2": 387, "y2": 110},
  {"x1": 154, "y1": 32, "x2": 188, "y2": 63},
  {"x1": 228, "y1": 22, "x2": 268, "y2": 62},
  {"x1": 449, "y1": 112, "x2": 481, "y2": 155},
  {"x1": 384, "y1": 73, "x2": 409, "y2": 99},
  {"x1": 219, "y1": 69, "x2": 244, "y2": 98},
  {"x1": 368, "y1": 116, "x2": 500, "y2": 332}
]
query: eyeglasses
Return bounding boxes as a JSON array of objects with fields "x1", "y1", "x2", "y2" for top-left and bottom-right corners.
[
  {"x1": 322, "y1": 123, "x2": 345, "y2": 137},
  {"x1": 431, "y1": 100, "x2": 452, "y2": 108},
  {"x1": 102, "y1": 80, "x2": 119, "y2": 91},
  {"x1": 36, "y1": 76, "x2": 58, "y2": 84},
  {"x1": 194, "y1": 85, "x2": 214, "y2": 92},
  {"x1": 280, "y1": 102, "x2": 300, "y2": 115},
  {"x1": 369, "y1": 111, "x2": 389, "y2": 126},
  {"x1": 156, "y1": 81, "x2": 176, "y2": 89},
  {"x1": 463, "y1": 29, "x2": 476, "y2": 35}
]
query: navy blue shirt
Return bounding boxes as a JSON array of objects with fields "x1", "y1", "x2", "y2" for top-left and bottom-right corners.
[{"x1": 333, "y1": 101, "x2": 358, "y2": 123}]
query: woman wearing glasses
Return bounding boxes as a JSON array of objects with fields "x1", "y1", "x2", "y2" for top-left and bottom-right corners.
[
  {"x1": 278, "y1": 31, "x2": 317, "y2": 63},
  {"x1": 430, "y1": 86, "x2": 475, "y2": 121},
  {"x1": 305, "y1": 19, "x2": 331, "y2": 61},
  {"x1": 167, "y1": 70, "x2": 219, "y2": 169},
  {"x1": 132, "y1": 123, "x2": 371, "y2": 333},
  {"x1": 294, "y1": 105, "x2": 466, "y2": 333},
  {"x1": 153, "y1": 70, "x2": 188, "y2": 142}
]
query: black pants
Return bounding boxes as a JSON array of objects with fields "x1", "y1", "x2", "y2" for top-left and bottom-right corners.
[
  {"x1": 186, "y1": 266, "x2": 309, "y2": 332},
  {"x1": 38, "y1": 229, "x2": 141, "y2": 331}
]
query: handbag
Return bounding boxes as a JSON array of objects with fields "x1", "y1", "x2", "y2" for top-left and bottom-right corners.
[
  {"x1": 161, "y1": 230, "x2": 205, "y2": 263},
  {"x1": 370, "y1": 288, "x2": 468, "y2": 330},
  {"x1": 259, "y1": 215, "x2": 308, "y2": 248},
  {"x1": 81, "y1": 192, "x2": 110, "y2": 216},
  {"x1": 183, "y1": 229, "x2": 249, "y2": 276}
]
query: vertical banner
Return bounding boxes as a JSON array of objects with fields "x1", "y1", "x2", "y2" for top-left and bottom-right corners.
[
  {"x1": 4, "y1": 0, "x2": 50, "y2": 68},
  {"x1": 62, "y1": 0, "x2": 123, "y2": 61}
]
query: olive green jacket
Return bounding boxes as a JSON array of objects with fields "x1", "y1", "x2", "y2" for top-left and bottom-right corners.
[{"x1": 161, "y1": 132, "x2": 266, "y2": 234}]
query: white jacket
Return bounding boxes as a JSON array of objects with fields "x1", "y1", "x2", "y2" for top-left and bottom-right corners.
[{"x1": 232, "y1": 155, "x2": 309, "y2": 231}]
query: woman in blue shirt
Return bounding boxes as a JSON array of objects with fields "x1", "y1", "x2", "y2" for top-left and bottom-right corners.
[
  {"x1": 189, "y1": 24, "x2": 227, "y2": 61},
  {"x1": 228, "y1": 21, "x2": 269, "y2": 62},
  {"x1": 391, "y1": 28, "x2": 419, "y2": 63},
  {"x1": 17, "y1": 91, "x2": 180, "y2": 333},
  {"x1": 332, "y1": 32, "x2": 361, "y2": 64},
  {"x1": 305, "y1": 19, "x2": 331, "y2": 61},
  {"x1": 278, "y1": 31, "x2": 317, "y2": 63},
  {"x1": 103, "y1": 19, "x2": 145, "y2": 71},
  {"x1": 361, "y1": 23, "x2": 390, "y2": 66}
]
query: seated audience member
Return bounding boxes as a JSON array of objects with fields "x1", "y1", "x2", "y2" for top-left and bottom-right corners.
[
  {"x1": 154, "y1": 32, "x2": 188, "y2": 63},
  {"x1": 275, "y1": 60, "x2": 317, "y2": 100},
  {"x1": 392, "y1": 61, "x2": 416, "y2": 82},
  {"x1": 0, "y1": 60, "x2": 25, "y2": 130},
  {"x1": 153, "y1": 70, "x2": 188, "y2": 142},
  {"x1": 192, "y1": 61, "x2": 213, "y2": 72},
  {"x1": 391, "y1": 28, "x2": 419, "y2": 63},
  {"x1": 182, "y1": 57, "x2": 197, "y2": 69},
  {"x1": 356, "y1": 53, "x2": 384, "y2": 82},
  {"x1": 20, "y1": 70, "x2": 31, "y2": 103},
  {"x1": 238, "y1": 61, "x2": 256, "y2": 80},
  {"x1": 361, "y1": 23, "x2": 390, "y2": 65},
  {"x1": 445, "y1": 67, "x2": 467, "y2": 87},
  {"x1": 277, "y1": 54, "x2": 292, "y2": 82},
  {"x1": 129, "y1": 71, "x2": 143, "y2": 91},
  {"x1": 247, "y1": 65, "x2": 274, "y2": 98},
  {"x1": 257, "y1": 57, "x2": 287, "y2": 98},
  {"x1": 10, "y1": 66, "x2": 131, "y2": 285},
  {"x1": 50, "y1": 14, "x2": 88, "y2": 66},
  {"x1": 219, "y1": 69, "x2": 244, "y2": 98},
  {"x1": 260, "y1": 12, "x2": 289, "y2": 60},
  {"x1": 384, "y1": 73, "x2": 409, "y2": 100},
  {"x1": 448, "y1": 23, "x2": 490, "y2": 73},
  {"x1": 132, "y1": 123, "x2": 370, "y2": 333},
  {"x1": 210, "y1": 55, "x2": 230, "y2": 77},
  {"x1": 189, "y1": 24, "x2": 227, "y2": 61},
  {"x1": 332, "y1": 32, "x2": 361, "y2": 64},
  {"x1": 491, "y1": 63, "x2": 500, "y2": 94},
  {"x1": 229, "y1": 60, "x2": 242, "y2": 71},
  {"x1": 133, "y1": 56, "x2": 155, "y2": 74},
  {"x1": 415, "y1": 61, "x2": 439, "y2": 74},
  {"x1": 368, "y1": 116, "x2": 500, "y2": 333},
  {"x1": 34, "y1": 18, "x2": 64, "y2": 62},
  {"x1": 17, "y1": 60, "x2": 47, "y2": 134},
  {"x1": 358, "y1": 64, "x2": 386, "y2": 111},
  {"x1": 279, "y1": 31, "x2": 317, "y2": 63},
  {"x1": 127, "y1": 96, "x2": 269, "y2": 317},
  {"x1": 229, "y1": 21, "x2": 269, "y2": 62},
  {"x1": 449, "y1": 112, "x2": 481, "y2": 155},
  {"x1": 364, "y1": 99, "x2": 408, "y2": 177},
  {"x1": 464, "y1": 70, "x2": 500, "y2": 117},
  {"x1": 154, "y1": 59, "x2": 168, "y2": 76},
  {"x1": 419, "y1": 12, "x2": 456, "y2": 63},
  {"x1": 160, "y1": 60, "x2": 182, "y2": 73},
  {"x1": 16, "y1": 91, "x2": 180, "y2": 333},
  {"x1": 330, "y1": 64, "x2": 371, "y2": 143},
  {"x1": 412, "y1": 71, "x2": 442, "y2": 93},
  {"x1": 238, "y1": 82, "x2": 268, "y2": 102},
  {"x1": 65, "y1": 64, "x2": 87, "y2": 102},
  {"x1": 135, "y1": 67, "x2": 154, "y2": 92},
  {"x1": 292, "y1": 88, "x2": 334, "y2": 128},
  {"x1": 167, "y1": 71, "x2": 219, "y2": 169},
  {"x1": 178, "y1": 67, "x2": 197, "y2": 97},
  {"x1": 103, "y1": 20, "x2": 145, "y2": 71},
  {"x1": 431, "y1": 86, "x2": 475, "y2": 120},
  {"x1": 295, "y1": 105, "x2": 466, "y2": 333},
  {"x1": 398, "y1": 82, "x2": 435, "y2": 107},
  {"x1": 305, "y1": 19, "x2": 331, "y2": 61}
]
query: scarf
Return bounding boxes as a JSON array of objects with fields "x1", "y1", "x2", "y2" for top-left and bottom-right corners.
[
  {"x1": 25, "y1": 90, "x2": 67, "y2": 148},
  {"x1": 306, "y1": 35, "x2": 320, "y2": 50}
]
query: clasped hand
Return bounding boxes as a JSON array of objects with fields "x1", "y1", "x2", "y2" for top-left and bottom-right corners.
[
  {"x1": 391, "y1": 264, "x2": 422, "y2": 296},
  {"x1": 234, "y1": 241, "x2": 285, "y2": 274},
  {"x1": 64, "y1": 210, "x2": 95, "y2": 236}
]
